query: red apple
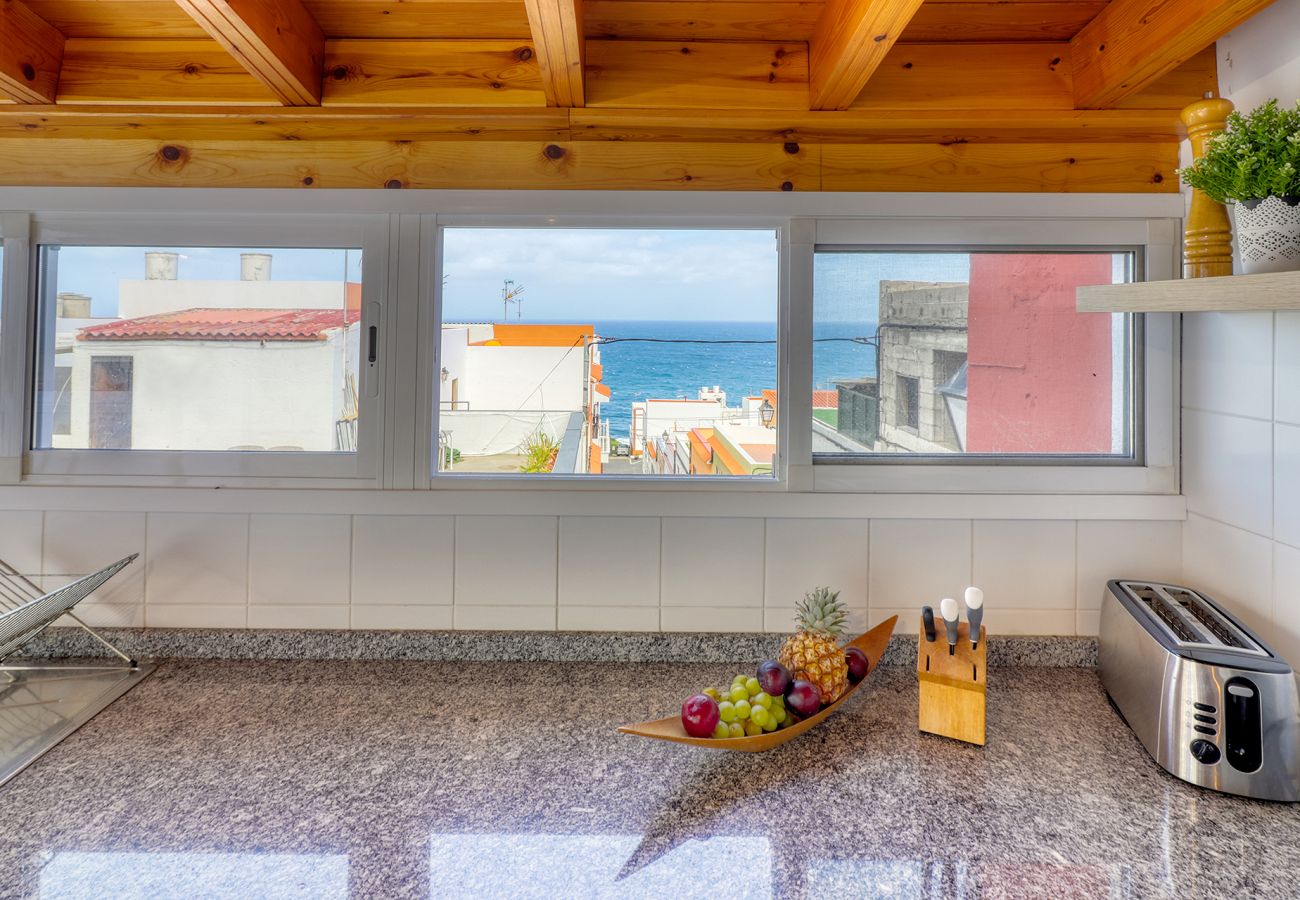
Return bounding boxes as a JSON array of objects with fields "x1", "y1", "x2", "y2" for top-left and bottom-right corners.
[
  {"x1": 756, "y1": 660, "x2": 791, "y2": 697},
  {"x1": 845, "y1": 647, "x2": 869, "y2": 683},
  {"x1": 681, "y1": 694, "x2": 720, "y2": 738},
  {"x1": 786, "y1": 680, "x2": 822, "y2": 717}
]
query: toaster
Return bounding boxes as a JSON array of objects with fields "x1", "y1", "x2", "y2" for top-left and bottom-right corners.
[{"x1": 1099, "y1": 580, "x2": 1300, "y2": 802}]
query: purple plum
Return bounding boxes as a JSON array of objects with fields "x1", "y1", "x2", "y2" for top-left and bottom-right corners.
[
  {"x1": 756, "y1": 659, "x2": 791, "y2": 697},
  {"x1": 845, "y1": 647, "x2": 869, "y2": 683},
  {"x1": 786, "y1": 679, "x2": 822, "y2": 717}
]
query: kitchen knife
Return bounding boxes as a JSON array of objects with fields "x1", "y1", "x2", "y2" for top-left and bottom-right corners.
[
  {"x1": 940, "y1": 597, "x2": 960, "y2": 656},
  {"x1": 922, "y1": 605, "x2": 936, "y2": 642},
  {"x1": 964, "y1": 586, "x2": 984, "y2": 650}
]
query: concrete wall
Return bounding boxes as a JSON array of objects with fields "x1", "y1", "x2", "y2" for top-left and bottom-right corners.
[
  {"x1": 463, "y1": 345, "x2": 587, "y2": 412},
  {"x1": 1179, "y1": 2, "x2": 1300, "y2": 665},
  {"x1": 65, "y1": 334, "x2": 351, "y2": 451}
]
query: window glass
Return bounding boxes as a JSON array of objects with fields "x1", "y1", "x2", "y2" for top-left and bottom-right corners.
[
  {"x1": 34, "y1": 246, "x2": 363, "y2": 452},
  {"x1": 812, "y1": 251, "x2": 1134, "y2": 458},
  {"x1": 436, "y1": 227, "x2": 779, "y2": 477}
]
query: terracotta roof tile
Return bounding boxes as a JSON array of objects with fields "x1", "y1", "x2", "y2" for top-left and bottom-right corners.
[{"x1": 78, "y1": 308, "x2": 356, "y2": 342}]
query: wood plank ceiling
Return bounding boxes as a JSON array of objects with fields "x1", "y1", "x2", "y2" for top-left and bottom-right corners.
[{"x1": 0, "y1": 0, "x2": 1275, "y2": 191}]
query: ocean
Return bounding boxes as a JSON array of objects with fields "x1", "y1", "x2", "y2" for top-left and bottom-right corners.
[{"x1": 594, "y1": 320, "x2": 877, "y2": 440}]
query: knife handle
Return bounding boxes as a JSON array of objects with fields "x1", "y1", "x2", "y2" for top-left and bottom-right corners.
[
  {"x1": 921, "y1": 606, "x2": 936, "y2": 642},
  {"x1": 968, "y1": 606, "x2": 984, "y2": 649}
]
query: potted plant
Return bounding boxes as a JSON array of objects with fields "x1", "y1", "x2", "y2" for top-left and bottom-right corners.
[{"x1": 1180, "y1": 98, "x2": 1300, "y2": 274}]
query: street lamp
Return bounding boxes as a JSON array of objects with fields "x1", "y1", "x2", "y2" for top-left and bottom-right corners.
[{"x1": 759, "y1": 398, "x2": 775, "y2": 428}]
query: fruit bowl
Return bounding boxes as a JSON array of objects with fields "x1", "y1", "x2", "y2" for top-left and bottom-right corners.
[{"x1": 617, "y1": 616, "x2": 897, "y2": 753}]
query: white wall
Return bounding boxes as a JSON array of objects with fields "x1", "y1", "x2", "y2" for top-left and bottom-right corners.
[
  {"x1": 1180, "y1": 2, "x2": 1300, "y2": 665},
  {"x1": 463, "y1": 345, "x2": 586, "y2": 411},
  {"x1": 65, "y1": 335, "x2": 349, "y2": 451},
  {"x1": 119, "y1": 280, "x2": 347, "y2": 318}
]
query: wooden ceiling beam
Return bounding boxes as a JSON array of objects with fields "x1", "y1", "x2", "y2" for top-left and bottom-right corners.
[
  {"x1": 175, "y1": 0, "x2": 325, "y2": 106},
  {"x1": 523, "y1": 0, "x2": 585, "y2": 107},
  {"x1": 809, "y1": 0, "x2": 925, "y2": 110},
  {"x1": 0, "y1": 0, "x2": 65, "y2": 104},
  {"x1": 1071, "y1": 0, "x2": 1275, "y2": 108}
]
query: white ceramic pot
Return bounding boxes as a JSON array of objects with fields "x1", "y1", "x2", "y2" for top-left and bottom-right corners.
[{"x1": 1234, "y1": 196, "x2": 1300, "y2": 274}]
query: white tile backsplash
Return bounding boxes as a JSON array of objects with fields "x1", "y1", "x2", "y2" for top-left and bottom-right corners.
[
  {"x1": 559, "y1": 517, "x2": 660, "y2": 607},
  {"x1": 454, "y1": 605, "x2": 556, "y2": 631},
  {"x1": 455, "y1": 516, "x2": 557, "y2": 606},
  {"x1": 764, "y1": 518, "x2": 869, "y2": 613},
  {"x1": 1273, "y1": 542, "x2": 1300, "y2": 668},
  {"x1": 973, "y1": 520, "x2": 1075, "y2": 610},
  {"x1": 661, "y1": 606, "x2": 764, "y2": 632},
  {"x1": 558, "y1": 606, "x2": 659, "y2": 632},
  {"x1": 350, "y1": 604, "x2": 453, "y2": 631},
  {"x1": 869, "y1": 519, "x2": 970, "y2": 612},
  {"x1": 248, "y1": 605, "x2": 350, "y2": 630},
  {"x1": 43, "y1": 511, "x2": 146, "y2": 606},
  {"x1": 351, "y1": 516, "x2": 454, "y2": 606},
  {"x1": 1182, "y1": 311, "x2": 1274, "y2": 419},
  {"x1": 1274, "y1": 423, "x2": 1300, "y2": 549},
  {"x1": 146, "y1": 513, "x2": 248, "y2": 607},
  {"x1": 249, "y1": 515, "x2": 352, "y2": 607},
  {"x1": 1075, "y1": 521, "x2": 1182, "y2": 610},
  {"x1": 660, "y1": 517, "x2": 765, "y2": 608},
  {"x1": 1182, "y1": 408, "x2": 1273, "y2": 537},
  {"x1": 147, "y1": 604, "x2": 247, "y2": 629},
  {"x1": 1276, "y1": 311, "x2": 1300, "y2": 426},
  {"x1": 1183, "y1": 513, "x2": 1274, "y2": 636},
  {"x1": 0, "y1": 511, "x2": 43, "y2": 576}
]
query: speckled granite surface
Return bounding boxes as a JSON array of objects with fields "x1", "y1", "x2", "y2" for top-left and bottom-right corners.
[
  {"x1": 2, "y1": 659, "x2": 1296, "y2": 899},
  {"x1": 22, "y1": 628, "x2": 1097, "y2": 667}
]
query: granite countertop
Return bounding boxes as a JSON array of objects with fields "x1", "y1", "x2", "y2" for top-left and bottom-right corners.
[{"x1": 2, "y1": 659, "x2": 1297, "y2": 899}]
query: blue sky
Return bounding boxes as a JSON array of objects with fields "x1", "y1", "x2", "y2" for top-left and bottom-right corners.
[{"x1": 51, "y1": 235, "x2": 976, "y2": 325}]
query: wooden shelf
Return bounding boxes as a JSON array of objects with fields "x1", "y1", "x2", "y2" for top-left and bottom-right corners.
[{"x1": 1077, "y1": 270, "x2": 1300, "y2": 313}]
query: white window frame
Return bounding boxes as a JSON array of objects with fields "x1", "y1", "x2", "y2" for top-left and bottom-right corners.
[
  {"x1": 415, "y1": 213, "x2": 793, "y2": 492},
  {"x1": 0, "y1": 212, "x2": 31, "y2": 484},
  {"x1": 20, "y1": 212, "x2": 391, "y2": 487},
  {"x1": 791, "y1": 216, "x2": 1179, "y2": 495},
  {"x1": 0, "y1": 189, "x2": 1182, "y2": 512}
]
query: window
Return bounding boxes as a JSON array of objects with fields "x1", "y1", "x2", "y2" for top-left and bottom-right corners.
[
  {"x1": 33, "y1": 245, "x2": 364, "y2": 454},
  {"x1": 434, "y1": 227, "x2": 780, "y2": 478},
  {"x1": 811, "y1": 250, "x2": 1136, "y2": 460}
]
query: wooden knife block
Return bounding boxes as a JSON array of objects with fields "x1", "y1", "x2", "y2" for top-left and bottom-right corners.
[{"x1": 917, "y1": 619, "x2": 987, "y2": 746}]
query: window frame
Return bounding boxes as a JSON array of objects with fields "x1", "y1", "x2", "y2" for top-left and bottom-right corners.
[
  {"x1": 416, "y1": 213, "x2": 793, "y2": 492},
  {"x1": 791, "y1": 216, "x2": 1179, "y2": 495},
  {"x1": 20, "y1": 212, "x2": 391, "y2": 487},
  {"x1": 0, "y1": 212, "x2": 30, "y2": 484}
]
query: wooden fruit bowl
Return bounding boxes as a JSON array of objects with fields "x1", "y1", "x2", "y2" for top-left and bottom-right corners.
[{"x1": 618, "y1": 616, "x2": 898, "y2": 753}]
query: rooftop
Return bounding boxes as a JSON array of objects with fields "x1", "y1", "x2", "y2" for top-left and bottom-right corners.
[{"x1": 77, "y1": 308, "x2": 356, "y2": 343}]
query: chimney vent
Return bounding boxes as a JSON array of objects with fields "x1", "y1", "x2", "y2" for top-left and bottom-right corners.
[
  {"x1": 144, "y1": 251, "x2": 178, "y2": 280},
  {"x1": 240, "y1": 253, "x2": 273, "y2": 281}
]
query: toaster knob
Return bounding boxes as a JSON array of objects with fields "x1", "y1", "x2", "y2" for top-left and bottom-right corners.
[{"x1": 1190, "y1": 739, "x2": 1221, "y2": 765}]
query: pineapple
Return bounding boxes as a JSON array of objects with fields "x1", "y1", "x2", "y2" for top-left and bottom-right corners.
[{"x1": 779, "y1": 587, "x2": 849, "y2": 704}]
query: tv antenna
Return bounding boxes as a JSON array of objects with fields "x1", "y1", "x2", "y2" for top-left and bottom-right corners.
[{"x1": 501, "y1": 280, "x2": 525, "y2": 322}]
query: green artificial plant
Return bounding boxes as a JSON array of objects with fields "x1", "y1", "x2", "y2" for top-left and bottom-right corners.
[{"x1": 1179, "y1": 99, "x2": 1300, "y2": 205}]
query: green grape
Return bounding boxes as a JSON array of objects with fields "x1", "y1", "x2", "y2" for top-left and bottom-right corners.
[
  {"x1": 745, "y1": 677, "x2": 762, "y2": 697},
  {"x1": 718, "y1": 701, "x2": 736, "y2": 723},
  {"x1": 703, "y1": 688, "x2": 721, "y2": 701},
  {"x1": 752, "y1": 692, "x2": 772, "y2": 710},
  {"x1": 771, "y1": 705, "x2": 787, "y2": 725},
  {"x1": 729, "y1": 685, "x2": 748, "y2": 703},
  {"x1": 733, "y1": 699, "x2": 751, "y2": 720},
  {"x1": 713, "y1": 721, "x2": 730, "y2": 739},
  {"x1": 750, "y1": 706, "x2": 769, "y2": 728},
  {"x1": 728, "y1": 722, "x2": 745, "y2": 738},
  {"x1": 761, "y1": 716, "x2": 778, "y2": 733},
  {"x1": 733, "y1": 674, "x2": 748, "y2": 686},
  {"x1": 744, "y1": 720, "x2": 763, "y2": 736},
  {"x1": 772, "y1": 694, "x2": 785, "y2": 709}
]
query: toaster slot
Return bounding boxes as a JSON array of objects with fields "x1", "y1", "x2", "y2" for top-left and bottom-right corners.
[
  {"x1": 1168, "y1": 588, "x2": 1247, "y2": 649},
  {"x1": 1130, "y1": 585, "x2": 1198, "y2": 643},
  {"x1": 1223, "y1": 677, "x2": 1263, "y2": 773}
]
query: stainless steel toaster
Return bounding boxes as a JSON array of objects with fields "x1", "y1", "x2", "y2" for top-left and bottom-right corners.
[{"x1": 1099, "y1": 580, "x2": 1300, "y2": 802}]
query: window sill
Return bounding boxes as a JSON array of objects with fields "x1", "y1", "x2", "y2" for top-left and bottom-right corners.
[{"x1": 0, "y1": 482, "x2": 1186, "y2": 522}]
